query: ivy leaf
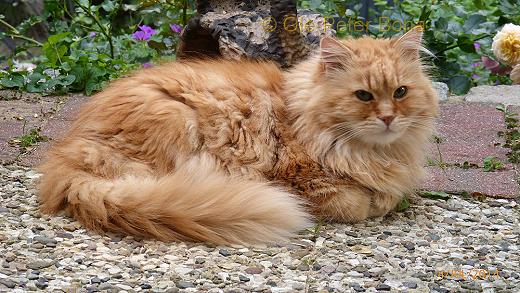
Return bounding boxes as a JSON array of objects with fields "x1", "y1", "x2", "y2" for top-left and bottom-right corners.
[{"x1": 447, "y1": 76, "x2": 471, "y2": 95}]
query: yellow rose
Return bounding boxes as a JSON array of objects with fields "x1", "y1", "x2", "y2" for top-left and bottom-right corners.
[{"x1": 492, "y1": 23, "x2": 520, "y2": 65}]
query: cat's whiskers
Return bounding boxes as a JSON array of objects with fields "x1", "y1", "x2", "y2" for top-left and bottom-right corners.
[{"x1": 334, "y1": 128, "x2": 366, "y2": 146}]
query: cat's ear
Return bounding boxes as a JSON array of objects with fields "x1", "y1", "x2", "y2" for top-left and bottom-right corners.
[
  {"x1": 393, "y1": 26, "x2": 430, "y2": 59},
  {"x1": 320, "y1": 37, "x2": 352, "y2": 72}
]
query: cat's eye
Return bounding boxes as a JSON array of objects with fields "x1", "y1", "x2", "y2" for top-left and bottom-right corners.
[
  {"x1": 393, "y1": 86, "x2": 408, "y2": 99},
  {"x1": 355, "y1": 90, "x2": 374, "y2": 102}
]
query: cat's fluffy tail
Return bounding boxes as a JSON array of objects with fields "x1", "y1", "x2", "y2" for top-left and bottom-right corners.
[{"x1": 38, "y1": 158, "x2": 312, "y2": 244}]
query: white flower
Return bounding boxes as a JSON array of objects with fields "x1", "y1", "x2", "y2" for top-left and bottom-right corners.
[
  {"x1": 44, "y1": 68, "x2": 60, "y2": 78},
  {"x1": 492, "y1": 23, "x2": 520, "y2": 65},
  {"x1": 12, "y1": 60, "x2": 36, "y2": 72}
]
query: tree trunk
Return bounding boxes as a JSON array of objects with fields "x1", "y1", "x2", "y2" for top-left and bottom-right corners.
[{"x1": 177, "y1": 0, "x2": 335, "y2": 67}]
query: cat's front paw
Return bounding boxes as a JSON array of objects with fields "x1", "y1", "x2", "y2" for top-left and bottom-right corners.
[
  {"x1": 317, "y1": 189, "x2": 371, "y2": 222},
  {"x1": 369, "y1": 193, "x2": 401, "y2": 217}
]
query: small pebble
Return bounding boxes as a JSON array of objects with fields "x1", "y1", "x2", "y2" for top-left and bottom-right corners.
[
  {"x1": 219, "y1": 249, "x2": 231, "y2": 257},
  {"x1": 177, "y1": 281, "x2": 194, "y2": 289},
  {"x1": 376, "y1": 283, "x2": 391, "y2": 291}
]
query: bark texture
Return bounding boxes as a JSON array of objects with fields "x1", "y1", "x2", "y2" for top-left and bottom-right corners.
[{"x1": 177, "y1": 0, "x2": 335, "y2": 67}]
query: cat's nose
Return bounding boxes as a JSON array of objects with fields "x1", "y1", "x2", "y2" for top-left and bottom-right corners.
[{"x1": 378, "y1": 115, "x2": 395, "y2": 126}]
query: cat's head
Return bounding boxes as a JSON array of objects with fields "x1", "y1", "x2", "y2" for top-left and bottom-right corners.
[{"x1": 302, "y1": 27, "x2": 438, "y2": 147}]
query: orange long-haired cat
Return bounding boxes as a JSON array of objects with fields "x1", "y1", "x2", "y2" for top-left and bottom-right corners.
[{"x1": 38, "y1": 27, "x2": 438, "y2": 244}]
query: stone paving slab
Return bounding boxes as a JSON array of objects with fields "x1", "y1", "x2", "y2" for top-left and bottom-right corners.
[
  {"x1": 425, "y1": 102, "x2": 510, "y2": 167},
  {"x1": 463, "y1": 85, "x2": 520, "y2": 105},
  {"x1": 421, "y1": 167, "x2": 519, "y2": 198},
  {"x1": 0, "y1": 89, "x2": 519, "y2": 199},
  {"x1": 18, "y1": 95, "x2": 89, "y2": 166},
  {"x1": 0, "y1": 92, "x2": 62, "y2": 165}
]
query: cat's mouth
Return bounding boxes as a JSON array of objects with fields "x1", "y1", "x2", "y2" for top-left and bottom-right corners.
[{"x1": 369, "y1": 126, "x2": 403, "y2": 145}]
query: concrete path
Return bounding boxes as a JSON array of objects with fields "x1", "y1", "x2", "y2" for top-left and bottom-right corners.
[{"x1": 0, "y1": 86, "x2": 519, "y2": 199}]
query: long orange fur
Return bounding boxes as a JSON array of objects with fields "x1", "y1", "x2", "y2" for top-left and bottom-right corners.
[{"x1": 37, "y1": 27, "x2": 438, "y2": 244}]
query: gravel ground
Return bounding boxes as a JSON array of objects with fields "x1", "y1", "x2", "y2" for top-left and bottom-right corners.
[{"x1": 1, "y1": 164, "x2": 519, "y2": 293}]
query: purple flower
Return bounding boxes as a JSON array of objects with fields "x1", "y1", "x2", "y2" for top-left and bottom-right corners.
[
  {"x1": 139, "y1": 25, "x2": 156, "y2": 36},
  {"x1": 132, "y1": 25, "x2": 157, "y2": 41},
  {"x1": 89, "y1": 32, "x2": 97, "y2": 38},
  {"x1": 132, "y1": 31, "x2": 149, "y2": 41},
  {"x1": 2, "y1": 66, "x2": 9, "y2": 71},
  {"x1": 471, "y1": 74, "x2": 480, "y2": 79},
  {"x1": 170, "y1": 24, "x2": 183, "y2": 34},
  {"x1": 472, "y1": 62, "x2": 481, "y2": 68},
  {"x1": 494, "y1": 80, "x2": 501, "y2": 86},
  {"x1": 142, "y1": 62, "x2": 153, "y2": 68},
  {"x1": 474, "y1": 42, "x2": 481, "y2": 50}
]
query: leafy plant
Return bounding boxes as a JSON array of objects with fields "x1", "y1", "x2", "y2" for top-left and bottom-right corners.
[
  {"x1": 2, "y1": 0, "x2": 519, "y2": 95},
  {"x1": 395, "y1": 196, "x2": 410, "y2": 212},
  {"x1": 496, "y1": 104, "x2": 520, "y2": 164},
  {"x1": 0, "y1": 0, "x2": 193, "y2": 95},
  {"x1": 9, "y1": 126, "x2": 49, "y2": 153},
  {"x1": 418, "y1": 191, "x2": 450, "y2": 200},
  {"x1": 482, "y1": 156, "x2": 505, "y2": 172},
  {"x1": 300, "y1": 0, "x2": 519, "y2": 94}
]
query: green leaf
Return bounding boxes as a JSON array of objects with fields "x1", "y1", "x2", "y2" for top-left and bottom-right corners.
[
  {"x1": 42, "y1": 43, "x2": 68, "y2": 66},
  {"x1": 483, "y1": 156, "x2": 504, "y2": 172},
  {"x1": 395, "y1": 196, "x2": 410, "y2": 212},
  {"x1": 0, "y1": 74, "x2": 25, "y2": 88},
  {"x1": 463, "y1": 14, "x2": 486, "y2": 32},
  {"x1": 78, "y1": 0, "x2": 90, "y2": 8},
  {"x1": 496, "y1": 104, "x2": 507, "y2": 113},
  {"x1": 418, "y1": 191, "x2": 450, "y2": 201},
  {"x1": 148, "y1": 40, "x2": 166, "y2": 51},
  {"x1": 26, "y1": 82, "x2": 46, "y2": 93},
  {"x1": 122, "y1": 4, "x2": 139, "y2": 11},
  {"x1": 17, "y1": 15, "x2": 44, "y2": 34},
  {"x1": 447, "y1": 76, "x2": 471, "y2": 95},
  {"x1": 47, "y1": 32, "x2": 71, "y2": 44},
  {"x1": 101, "y1": 0, "x2": 116, "y2": 12},
  {"x1": 457, "y1": 36, "x2": 476, "y2": 53},
  {"x1": 57, "y1": 75, "x2": 76, "y2": 86},
  {"x1": 418, "y1": 6, "x2": 432, "y2": 23},
  {"x1": 85, "y1": 78, "x2": 100, "y2": 95}
]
